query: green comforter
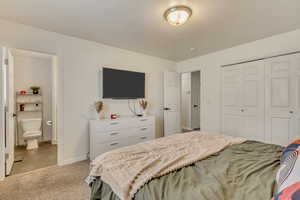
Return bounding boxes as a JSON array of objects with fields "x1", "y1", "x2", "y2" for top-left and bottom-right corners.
[{"x1": 90, "y1": 141, "x2": 283, "y2": 200}]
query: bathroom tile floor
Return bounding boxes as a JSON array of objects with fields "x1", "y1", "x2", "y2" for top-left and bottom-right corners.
[{"x1": 11, "y1": 141, "x2": 57, "y2": 175}]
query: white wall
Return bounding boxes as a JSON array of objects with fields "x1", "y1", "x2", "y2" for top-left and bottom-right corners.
[
  {"x1": 14, "y1": 54, "x2": 52, "y2": 144},
  {"x1": 177, "y1": 28, "x2": 300, "y2": 132},
  {"x1": 0, "y1": 19, "x2": 176, "y2": 165}
]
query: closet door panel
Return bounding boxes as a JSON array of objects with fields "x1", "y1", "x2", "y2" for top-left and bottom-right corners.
[
  {"x1": 223, "y1": 115, "x2": 242, "y2": 137},
  {"x1": 271, "y1": 118, "x2": 292, "y2": 145},
  {"x1": 294, "y1": 55, "x2": 300, "y2": 140},
  {"x1": 222, "y1": 66, "x2": 242, "y2": 137},
  {"x1": 241, "y1": 61, "x2": 265, "y2": 142},
  {"x1": 265, "y1": 55, "x2": 295, "y2": 145}
]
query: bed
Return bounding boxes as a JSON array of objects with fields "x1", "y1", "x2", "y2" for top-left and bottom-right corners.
[{"x1": 88, "y1": 132, "x2": 283, "y2": 200}]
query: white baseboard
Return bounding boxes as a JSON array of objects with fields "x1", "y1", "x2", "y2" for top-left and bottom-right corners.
[{"x1": 59, "y1": 155, "x2": 88, "y2": 166}]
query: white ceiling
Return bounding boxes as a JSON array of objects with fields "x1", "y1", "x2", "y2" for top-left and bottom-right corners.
[{"x1": 1, "y1": 0, "x2": 300, "y2": 61}]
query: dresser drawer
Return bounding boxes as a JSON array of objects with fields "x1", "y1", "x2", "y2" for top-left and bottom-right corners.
[
  {"x1": 93, "y1": 129, "x2": 135, "y2": 143},
  {"x1": 92, "y1": 139, "x2": 133, "y2": 159},
  {"x1": 135, "y1": 117, "x2": 154, "y2": 127},
  {"x1": 93, "y1": 119, "x2": 133, "y2": 132},
  {"x1": 132, "y1": 131, "x2": 155, "y2": 144}
]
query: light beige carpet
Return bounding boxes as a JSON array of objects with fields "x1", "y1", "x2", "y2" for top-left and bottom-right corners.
[{"x1": 0, "y1": 160, "x2": 91, "y2": 200}]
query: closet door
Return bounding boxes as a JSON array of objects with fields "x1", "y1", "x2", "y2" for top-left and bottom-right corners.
[
  {"x1": 240, "y1": 61, "x2": 265, "y2": 142},
  {"x1": 265, "y1": 55, "x2": 296, "y2": 146},
  {"x1": 222, "y1": 66, "x2": 242, "y2": 137},
  {"x1": 293, "y1": 54, "x2": 300, "y2": 141}
]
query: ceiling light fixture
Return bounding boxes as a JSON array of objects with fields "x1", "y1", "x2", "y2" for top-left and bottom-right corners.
[{"x1": 164, "y1": 5, "x2": 192, "y2": 26}]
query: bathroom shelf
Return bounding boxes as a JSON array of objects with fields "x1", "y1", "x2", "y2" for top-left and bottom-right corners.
[
  {"x1": 16, "y1": 102, "x2": 42, "y2": 104},
  {"x1": 17, "y1": 111, "x2": 42, "y2": 113},
  {"x1": 16, "y1": 94, "x2": 42, "y2": 96}
]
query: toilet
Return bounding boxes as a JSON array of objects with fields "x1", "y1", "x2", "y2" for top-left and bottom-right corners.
[{"x1": 21, "y1": 118, "x2": 42, "y2": 150}]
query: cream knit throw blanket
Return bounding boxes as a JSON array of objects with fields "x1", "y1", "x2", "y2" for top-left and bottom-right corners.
[{"x1": 89, "y1": 131, "x2": 246, "y2": 200}]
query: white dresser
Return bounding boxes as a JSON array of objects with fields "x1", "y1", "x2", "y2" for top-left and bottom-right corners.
[{"x1": 89, "y1": 116, "x2": 155, "y2": 160}]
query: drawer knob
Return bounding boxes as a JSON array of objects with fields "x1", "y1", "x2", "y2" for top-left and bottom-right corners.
[
  {"x1": 110, "y1": 122, "x2": 119, "y2": 125},
  {"x1": 110, "y1": 132, "x2": 119, "y2": 136},
  {"x1": 141, "y1": 128, "x2": 148, "y2": 131},
  {"x1": 140, "y1": 136, "x2": 147, "y2": 140},
  {"x1": 110, "y1": 142, "x2": 119, "y2": 146},
  {"x1": 140, "y1": 119, "x2": 147, "y2": 121}
]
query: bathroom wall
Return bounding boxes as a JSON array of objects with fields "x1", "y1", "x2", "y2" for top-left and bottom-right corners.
[
  {"x1": 14, "y1": 53, "x2": 52, "y2": 145},
  {"x1": 181, "y1": 72, "x2": 191, "y2": 130}
]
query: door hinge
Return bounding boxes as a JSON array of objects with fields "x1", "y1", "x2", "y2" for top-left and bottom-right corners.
[{"x1": 4, "y1": 58, "x2": 8, "y2": 66}]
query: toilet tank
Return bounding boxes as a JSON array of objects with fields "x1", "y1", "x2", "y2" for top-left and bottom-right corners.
[{"x1": 21, "y1": 118, "x2": 42, "y2": 132}]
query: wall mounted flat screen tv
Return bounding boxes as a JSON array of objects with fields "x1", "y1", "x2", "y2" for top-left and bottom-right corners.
[{"x1": 102, "y1": 67, "x2": 145, "y2": 99}]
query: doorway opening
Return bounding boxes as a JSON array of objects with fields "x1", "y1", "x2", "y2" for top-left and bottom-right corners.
[
  {"x1": 180, "y1": 71, "x2": 201, "y2": 132},
  {"x1": 3, "y1": 48, "x2": 58, "y2": 176}
]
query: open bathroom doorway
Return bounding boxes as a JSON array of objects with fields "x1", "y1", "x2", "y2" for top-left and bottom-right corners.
[
  {"x1": 180, "y1": 71, "x2": 201, "y2": 133},
  {"x1": 3, "y1": 48, "x2": 58, "y2": 176}
]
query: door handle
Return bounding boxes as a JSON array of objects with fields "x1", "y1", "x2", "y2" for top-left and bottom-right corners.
[
  {"x1": 12, "y1": 113, "x2": 17, "y2": 117},
  {"x1": 289, "y1": 111, "x2": 294, "y2": 114},
  {"x1": 193, "y1": 105, "x2": 198, "y2": 108},
  {"x1": 240, "y1": 109, "x2": 244, "y2": 112},
  {"x1": 47, "y1": 121, "x2": 53, "y2": 126},
  {"x1": 164, "y1": 107, "x2": 171, "y2": 111}
]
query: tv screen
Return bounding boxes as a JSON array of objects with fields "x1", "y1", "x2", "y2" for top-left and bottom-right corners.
[{"x1": 102, "y1": 68, "x2": 145, "y2": 99}]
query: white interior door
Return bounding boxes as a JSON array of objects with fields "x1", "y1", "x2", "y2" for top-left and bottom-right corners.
[
  {"x1": 164, "y1": 71, "x2": 180, "y2": 136},
  {"x1": 240, "y1": 61, "x2": 265, "y2": 142},
  {"x1": 191, "y1": 71, "x2": 201, "y2": 130},
  {"x1": 295, "y1": 54, "x2": 300, "y2": 141},
  {"x1": 0, "y1": 47, "x2": 5, "y2": 180},
  {"x1": 222, "y1": 66, "x2": 242, "y2": 137},
  {"x1": 265, "y1": 55, "x2": 296, "y2": 146},
  {"x1": 5, "y1": 50, "x2": 15, "y2": 175}
]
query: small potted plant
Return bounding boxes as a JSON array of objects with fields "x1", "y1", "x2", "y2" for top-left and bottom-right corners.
[
  {"x1": 30, "y1": 86, "x2": 40, "y2": 94},
  {"x1": 95, "y1": 101, "x2": 104, "y2": 119},
  {"x1": 139, "y1": 99, "x2": 148, "y2": 116}
]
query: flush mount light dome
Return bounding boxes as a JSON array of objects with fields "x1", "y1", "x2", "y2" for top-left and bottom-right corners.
[{"x1": 164, "y1": 6, "x2": 192, "y2": 26}]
